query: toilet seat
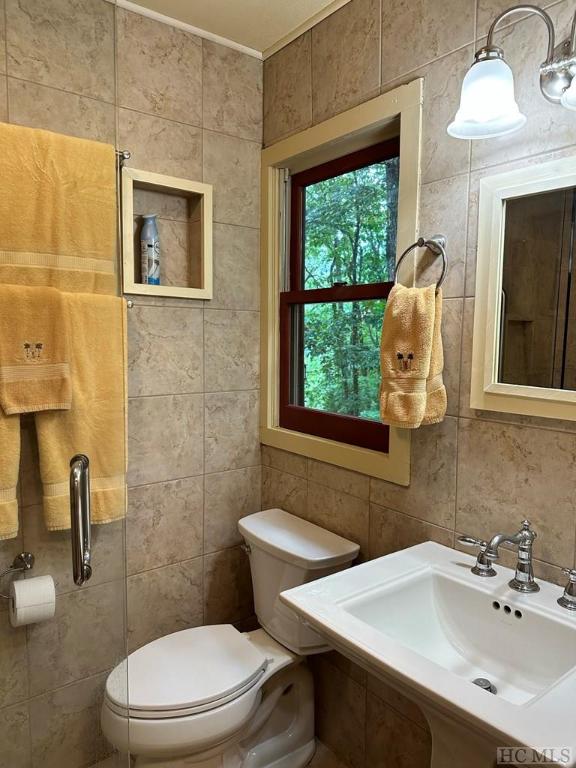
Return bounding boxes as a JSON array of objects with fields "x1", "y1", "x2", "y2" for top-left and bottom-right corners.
[
  {"x1": 101, "y1": 628, "x2": 298, "y2": 759},
  {"x1": 105, "y1": 625, "x2": 269, "y2": 719}
]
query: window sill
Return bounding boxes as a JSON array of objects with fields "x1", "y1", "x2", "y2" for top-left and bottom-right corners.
[{"x1": 260, "y1": 424, "x2": 410, "y2": 485}]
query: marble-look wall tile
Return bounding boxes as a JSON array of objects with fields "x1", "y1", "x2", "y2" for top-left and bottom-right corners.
[
  {"x1": 128, "y1": 394, "x2": 204, "y2": 486},
  {"x1": 0, "y1": 614, "x2": 27, "y2": 708},
  {"x1": 27, "y1": 581, "x2": 125, "y2": 696},
  {"x1": 365, "y1": 692, "x2": 431, "y2": 768},
  {"x1": 311, "y1": 0, "x2": 381, "y2": 123},
  {"x1": 382, "y1": 0, "x2": 474, "y2": 85},
  {"x1": 394, "y1": 45, "x2": 472, "y2": 185},
  {"x1": 117, "y1": 9, "x2": 202, "y2": 126},
  {"x1": 204, "y1": 310, "x2": 259, "y2": 392},
  {"x1": 0, "y1": 0, "x2": 5, "y2": 75},
  {"x1": 308, "y1": 460, "x2": 369, "y2": 500},
  {"x1": 211, "y1": 224, "x2": 260, "y2": 311},
  {"x1": 370, "y1": 417, "x2": 458, "y2": 528},
  {"x1": 128, "y1": 305, "x2": 204, "y2": 398},
  {"x1": 263, "y1": 33, "x2": 312, "y2": 146},
  {"x1": 204, "y1": 466, "x2": 261, "y2": 552},
  {"x1": 261, "y1": 466, "x2": 308, "y2": 517},
  {"x1": 0, "y1": 702, "x2": 31, "y2": 768},
  {"x1": 119, "y1": 109, "x2": 202, "y2": 179},
  {"x1": 261, "y1": 445, "x2": 308, "y2": 478},
  {"x1": 205, "y1": 391, "x2": 260, "y2": 473},
  {"x1": 307, "y1": 482, "x2": 369, "y2": 555},
  {"x1": 6, "y1": 0, "x2": 114, "y2": 101},
  {"x1": 442, "y1": 298, "x2": 463, "y2": 416},
  {"x1": 471, "y1": 3, "x2": 576, "y2": 171},
  {"x1": 7, "y1": 79, "x2": 115, "y2": 142},
  {"x1": 416, "y1": 174, "x2": 469, "y2": 298},
  {"x1": 22, "y1": 508, "x2": 124, "y2": 594},
  {"x1": 127, "y1": 477, "x2": 203, "y2": 575},
  {"x1": 309, "y1": 743, "x2": 348, "y2": 768},
  {"x1": 203, "y1": 41, "x2": 262, "y2": 142},
  {"x1": 127, "y1": 557, "x2": 203, "y2": 651},
  {"x1": 456, "y1": 418, "x2": 576, "y2": 565},
  {"x1": 0, "y1": 75, "x2": 5, "y2": 121},
  {"x1": 29, "y1": 673, "x2": 110, "y2": 768},
  {"x1": 369, "y1": 503, "x2": 453, "y2": 558},
  {"x1": 367, "y1": 673, "x2": 428, "y2": 729},
  {"x1": 203, "y1": 130, "x2": 260, "y2": 228},
  {"x1": 203, "y1": 546, "x2": 254, "y2": 625},
  {"x1": 312, "y1": 656, "x2": 366, "y2": 768}
]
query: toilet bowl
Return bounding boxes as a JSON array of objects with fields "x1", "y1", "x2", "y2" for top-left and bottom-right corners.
[{"x1": 102, "y1": 508, "x2": 359, "y2": 767}]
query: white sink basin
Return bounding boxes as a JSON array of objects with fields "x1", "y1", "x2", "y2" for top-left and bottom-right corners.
[{"x1": 280, "y1": 542, "x2": 576, "y2": 767}]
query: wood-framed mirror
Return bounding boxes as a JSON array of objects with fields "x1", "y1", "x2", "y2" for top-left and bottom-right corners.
[{"x1": 471, "y1": 156, "x2": 576, "y2": 421}]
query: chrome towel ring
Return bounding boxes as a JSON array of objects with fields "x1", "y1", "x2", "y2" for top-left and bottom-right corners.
[{"x1": 394, "y1": 235, "x2": 448, "y2": 292}]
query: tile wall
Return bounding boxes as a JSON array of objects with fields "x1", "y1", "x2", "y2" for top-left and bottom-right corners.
[
  {"x1": 262, "y1": 0, "x2": 576, "y2": 765},
  {"x1": 0, "y1": 1, "x2": 262, "y2": 765}
]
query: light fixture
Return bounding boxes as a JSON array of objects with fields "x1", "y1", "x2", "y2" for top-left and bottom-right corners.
[{"x1": 448, "y1": 5, "x2": 576, "y2": 139}]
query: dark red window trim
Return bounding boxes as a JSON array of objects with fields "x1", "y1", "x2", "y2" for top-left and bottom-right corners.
[{"x1": 280, "y1": 139, "x2": 399, "y2": 453}]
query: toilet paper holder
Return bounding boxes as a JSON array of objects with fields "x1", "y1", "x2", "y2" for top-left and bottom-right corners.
[{"x1": 0, "y1": 552, "x2": 35, "y2": 599}]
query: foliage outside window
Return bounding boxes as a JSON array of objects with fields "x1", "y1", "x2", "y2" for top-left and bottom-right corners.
[{"x1": 280, "y1": 139, "x2": 400, "y2": 452}]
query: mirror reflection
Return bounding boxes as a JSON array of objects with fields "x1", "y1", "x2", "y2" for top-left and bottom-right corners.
[{"x1": 499, "y1": 188, "x2": 576, "y2": 391}]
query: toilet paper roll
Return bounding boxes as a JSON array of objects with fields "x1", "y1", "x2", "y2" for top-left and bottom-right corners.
[{"x1": 9, "y1": 575, "x2": 56, "y2": 628}]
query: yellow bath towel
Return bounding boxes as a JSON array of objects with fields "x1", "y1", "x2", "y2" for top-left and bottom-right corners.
[
  {"x1": 35, "y1": 293, "x2": 127, "y2": 532},
  {"x1": 0, "y1": 285, "x2": 71, "y2": 415},
  {"x1": 421, "y1": 289, "x2": 447, "y2": 426},
  {"x1": 380, "y1": 284, "x2": 446, "y2": 429},
  {"x1": 0, "y1": 412, "x2": 20, "y2": 540},
  {"x1": 0, "y1": 122, "x2": 117, "y2": 295}
]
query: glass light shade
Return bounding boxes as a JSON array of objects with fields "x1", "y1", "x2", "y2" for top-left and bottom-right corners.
[
  {"x1": 447, "y1": 57, "x2": 527, "y2": 139},
  {"x1": 560, "y1": 77, "x2": 576, "y2": 111}
]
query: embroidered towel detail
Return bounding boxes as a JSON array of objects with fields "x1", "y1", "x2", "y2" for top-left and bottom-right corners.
[{"x1": 0, "y1": 285, "x2": 71, "y2": 415}]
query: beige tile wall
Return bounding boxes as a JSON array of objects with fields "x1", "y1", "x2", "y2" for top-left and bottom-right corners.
[
  {"x1": 262, "y1": 0, "x2": 576, "y2": 765},
  {"x1": 0, "y1": 2, "x2": 262, "y2": 766}
]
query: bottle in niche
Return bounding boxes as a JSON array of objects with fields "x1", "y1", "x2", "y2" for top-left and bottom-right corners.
[{"x1": 140, "y1": 214, "x2": 160, "y2": 285}]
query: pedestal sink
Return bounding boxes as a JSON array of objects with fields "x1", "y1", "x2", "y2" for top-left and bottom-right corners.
[{"x1": 280, "y1": 542, "x2": 576, "y2": 767}]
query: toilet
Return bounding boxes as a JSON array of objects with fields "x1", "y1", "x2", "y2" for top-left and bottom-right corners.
[{"x1": 101, "y1": 508, "x2": 359, "y2": 767}]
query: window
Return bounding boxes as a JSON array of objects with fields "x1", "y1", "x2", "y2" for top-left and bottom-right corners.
[{"x1": 280, "y1": 139, "x2": 400, "y2": 452}]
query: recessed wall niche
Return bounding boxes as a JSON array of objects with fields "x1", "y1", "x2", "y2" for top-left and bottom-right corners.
[{"x1": 122, "y1": 167, "x2": 213, "y2": 299}]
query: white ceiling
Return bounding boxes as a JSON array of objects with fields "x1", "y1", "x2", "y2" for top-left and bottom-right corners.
[{"x1": 124, "y1": 0, "x2": 351, "y2": 57}]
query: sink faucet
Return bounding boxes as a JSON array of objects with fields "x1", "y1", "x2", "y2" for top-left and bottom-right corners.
[{"x1": 485, "y1": 520, "x2": 540, "y2": 593}]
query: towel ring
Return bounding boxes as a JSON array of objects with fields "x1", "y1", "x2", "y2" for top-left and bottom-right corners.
[{"x1": 394, "y1": 235, "x2": 448, "y2": 292}]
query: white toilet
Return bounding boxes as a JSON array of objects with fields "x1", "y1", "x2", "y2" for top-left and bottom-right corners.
[{"x1": 101, "y1": 508, "x2": 359, "y2": 767}]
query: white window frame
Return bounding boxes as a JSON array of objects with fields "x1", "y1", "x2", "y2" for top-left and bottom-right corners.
[{"x1": 260, "y1": 80, "x2": 423, "y2": 485}]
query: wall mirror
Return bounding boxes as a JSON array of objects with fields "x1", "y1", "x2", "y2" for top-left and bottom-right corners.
[{"x1": 471, "y1": 156, "x2": 576, "y2": 420}]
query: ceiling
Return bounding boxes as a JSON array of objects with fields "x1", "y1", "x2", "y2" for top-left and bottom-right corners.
[{"x1": 125, "y1": 0, "x2": 351, "y2": 57}]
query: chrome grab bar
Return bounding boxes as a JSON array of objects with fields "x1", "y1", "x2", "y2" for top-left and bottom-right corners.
[{"x1": 69, "y1": 454, "x2": 92, "y2": 586}]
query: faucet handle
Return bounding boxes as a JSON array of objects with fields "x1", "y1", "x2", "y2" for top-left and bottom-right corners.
[
  {"x1": 458, "y1": 535, "x2": 497, "y2": 577},
  {"x1": 520, "y1": 520, "x2": 537, "y2": 539},
  {"x1": 458, "y1": 535, "x2": 488, "y2": 548},
  {"x1": 558, "y1": 568, "x2": 576, "y2": 610}
]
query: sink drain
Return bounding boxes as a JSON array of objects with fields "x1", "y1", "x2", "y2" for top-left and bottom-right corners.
[{"x1": 472, "y1": 677, "x2": 497, "y2": 694}]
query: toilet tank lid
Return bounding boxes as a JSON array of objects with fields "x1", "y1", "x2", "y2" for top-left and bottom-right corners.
[{"x1": 239, "y1": 509, "x2": 360, "y2": 569}]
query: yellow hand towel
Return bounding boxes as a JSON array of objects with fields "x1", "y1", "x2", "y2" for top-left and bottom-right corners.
[
  {"x1": 379, "y1": 284, "x2": 442, "y2": 429},
  {"x1": 0, "y1": 412, "x2": 20, "y2": 540},
  {"x1": 0, "y1": 122, "x2": 117, "y2": 295},
  {"x1": 0, "y1": 285, "x2": 71, "y2": 415},
  {"x1": 35, "y1": 293, "x2": 127, "y2": 532},
  {"x1": 421, "y1": 288, "x2": 447, "y2": 425}
]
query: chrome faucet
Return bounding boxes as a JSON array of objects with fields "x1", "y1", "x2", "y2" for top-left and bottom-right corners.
[
  {"x1": 457, "y1": 536, "x2": 497, "y2": 577},
  {"x1": 484, "y1": 520, "x2": 539, "y2": 593},
  {"x1": 558, "y1": 569, "x2": 576, "y2": 610}
]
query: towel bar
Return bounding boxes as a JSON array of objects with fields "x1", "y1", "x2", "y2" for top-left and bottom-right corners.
[{"x1": 394, "y1": 235, "x2": 448, "y2": 292}]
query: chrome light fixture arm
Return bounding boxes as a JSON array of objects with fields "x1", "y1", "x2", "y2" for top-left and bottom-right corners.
[{"x1": 484, "y1": 4, "x2": 576, "y2": 103}]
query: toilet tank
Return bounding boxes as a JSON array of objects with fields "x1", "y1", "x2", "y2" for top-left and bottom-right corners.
[{"x1": 239, "y1": 508, "x2": 359, "y2": 655}]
